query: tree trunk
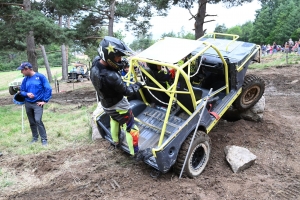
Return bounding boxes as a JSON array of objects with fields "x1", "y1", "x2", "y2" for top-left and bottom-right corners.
[
  {"x1": 58, "y1": 15, "x2": 68, "y2": 80},
  {"x1": 65, "y1": 17, "x2": 70, "y2": 77},
  {"x1": 23, "y1": 0, "x2": 38, "y2": 72},
  {"x1": 40, "y1": 45, "x2": 53, "y2": 82},
  {"x1": 26, "y1": 31, "x2": 38, "y2": 72},
  {"x1": 108, "y1": 0, "x2": 115, "y2": 36},
  {"x1": 194, "y1": 0, "x2": 207, "y2": 39},
  {"x1": 61, "y1": 44, "x2": 67, "y2": 80}
]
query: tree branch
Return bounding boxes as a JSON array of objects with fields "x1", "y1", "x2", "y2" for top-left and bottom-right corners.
[
  {"x1": 82, "y1": 36, "x2": 103, "y2": 40},
  {"x1": 203, "y1": 19, "x2": 215, "y2": 24},
  {"x1": 205, "y1": 14, "x2": 217, "y2": 17},
  {"x1": 0, "y1": 3, "x2": 24, "y2": 8},
  {"x1": 188, "y1": 8, "x2": 197, "y2": 20}
]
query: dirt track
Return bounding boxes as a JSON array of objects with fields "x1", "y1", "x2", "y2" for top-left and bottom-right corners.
[{"x1": 1, "y1": 66, "x2": 300, "y2": 200}]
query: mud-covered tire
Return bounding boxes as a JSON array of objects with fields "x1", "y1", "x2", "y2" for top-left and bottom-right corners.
[
  {"x1": 9, "y1": 86, "x2": 17, "y2": 95},
  {"x1": 174, "y1": 131, "x2": 211, "y2": 178},
  {"x1": 233, "y1": 74, "x2": 265, "y2": 111}
]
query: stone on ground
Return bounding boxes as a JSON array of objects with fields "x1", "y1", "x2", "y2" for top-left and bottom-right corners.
[
  {"x1": 240, "y1": 96, "x2": 265, "y2": 122},
  {"x1": 224, "y1": 145, "x2": 257, "y2": 173},
  {"x1": 91, "y1": 103, "x2": 103, "y2": 140}
]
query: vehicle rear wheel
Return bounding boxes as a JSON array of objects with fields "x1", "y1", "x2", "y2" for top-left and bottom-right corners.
[
  {"x1": 174, "y1": 130, "x2": 211, "y2": 178},
  {"x1": 9, "y1": 86, "x2": 17, "y2": 95},
  {"x1": 233, "y1": 74, "x2": 265, "y2": 111}
]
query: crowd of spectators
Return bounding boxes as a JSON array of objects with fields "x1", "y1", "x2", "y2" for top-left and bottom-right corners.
[{"x1": 261, "y1": 38, "x2": 300, "y2": 56}]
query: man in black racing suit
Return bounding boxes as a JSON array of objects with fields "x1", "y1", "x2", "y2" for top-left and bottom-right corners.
[{"x1": 90, "y1": 36, "x2": 144, "y2": 159}]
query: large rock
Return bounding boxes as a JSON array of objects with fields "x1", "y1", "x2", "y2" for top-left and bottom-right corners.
[
  {"x1": 91, "y1": 103, "x2": 104, "y2": 140},
  {"x1": 224, "y1": 145, "x2": 257, "y2": 173},
  {"x1": 240, "y1": 95, "x2": 265, "y2": 122},
  {"x1": 223, "y1": 96, "x2": 265, "y2": 122}
]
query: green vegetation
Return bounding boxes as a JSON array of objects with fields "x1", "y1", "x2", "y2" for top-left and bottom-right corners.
[
  {"x1": 0, "y1": 66, "x2": 98, "y2": 156},
  {"x1": 249, "y1": 53, "x2": 300, "y2": 69},
  {"x1": 0, "y1": 102, "x2": 96, "y2": 156},
  {"x1": 0, "y1": 168, "x2": 14, "y2": 188},
  {"x1": 214, "y1": 0, "x2": 300, "y2": 45}
]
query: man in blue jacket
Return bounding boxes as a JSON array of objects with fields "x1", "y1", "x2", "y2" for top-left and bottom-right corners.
[{"x1": 17, "y1": 62, "x2": 52, "y2": 146}]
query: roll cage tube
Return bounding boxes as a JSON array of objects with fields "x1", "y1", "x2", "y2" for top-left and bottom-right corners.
[
  {"x1": 124, "y1": 41, "x2": 230, "y2": 150},
  {"x1": 236, "y1": 45, "x2": 261, "y2": 72},
  {"x1": 199, "y1": 33, "x2": 239, "y2": 52}
]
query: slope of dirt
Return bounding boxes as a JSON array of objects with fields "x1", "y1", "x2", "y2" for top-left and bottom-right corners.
[{"x1": 1, "y1": 66, "x2": 300, "y2": 200}]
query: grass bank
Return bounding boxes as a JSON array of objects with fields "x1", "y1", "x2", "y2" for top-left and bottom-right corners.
[
  {"x1": 250, "y1": 52, "x2": 300, "y2": 69},
  {"x1": 0, "y1": 102, "x2": 97, "y2": 156}
]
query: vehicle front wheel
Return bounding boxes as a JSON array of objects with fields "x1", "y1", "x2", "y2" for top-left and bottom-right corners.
[
  {"x1": 233, "y1": 74, "x2": 265, "y2": 111},
  {"x1": 9, "y1": 86, "x2": 17, "y2": 95},
  {"x1": 174, "y1": 130, "x2": 211, "y2": 178}
]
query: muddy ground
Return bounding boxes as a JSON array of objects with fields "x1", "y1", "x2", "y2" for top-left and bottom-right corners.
[{"x1": 1, "y1": 66, "x2": 300, "y2": 200}]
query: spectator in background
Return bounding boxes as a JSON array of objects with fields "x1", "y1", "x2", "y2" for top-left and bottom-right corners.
[
  {"x1": 266, "y1": 44, "x2": 271, "y2": 54},
  {"x1": 292, "y1": 41, "x2": 298, "y2": 53},
  {"x1": 284, "y1": 42, "x2": 290, "y2": 53},
  {"x1": 272, "y1": 42, "x2": 277, "y2": 54},
  {"x1": 261, "y1": 44, "x2": 267, "y2": 56},
  {"x1": 288, "y1": 38, "x2": 294, "y2": 53},
  {"x1": 296, "y1": 40, "x2": 300, "y2": 55}
]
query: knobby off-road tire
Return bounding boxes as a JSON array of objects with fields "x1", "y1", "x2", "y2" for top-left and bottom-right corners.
[
  {"x1": 233, "y1": 74, "x2": 265, "y2": 111},
  {"x1": 174, "y1": 130, "x2": 211, "y2": 178},
  {"x1": 9, "y1": 86, "x2": 17, "y2": 95}
]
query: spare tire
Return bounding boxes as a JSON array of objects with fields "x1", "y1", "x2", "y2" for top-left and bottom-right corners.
[{"x1": 233, "y1": 74, "x2": 265, "y2": 111}]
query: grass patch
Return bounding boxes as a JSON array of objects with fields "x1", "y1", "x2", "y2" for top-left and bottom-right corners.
[
  {"x1": 0, "y1": 102, "x2": 96, "y2": 155},
  {"x1": 0, "y1": 168, "x2": 14, "y2": 188},
  {"x1": 249, "y1": 52, "x2": 300, "y2": 69}
]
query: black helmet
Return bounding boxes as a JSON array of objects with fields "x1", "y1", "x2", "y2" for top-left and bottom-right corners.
[
  {"x1": 97, "y1": 36, "x2": 133, "y2": 71},
  {"x1": 121, "y1": 57, "x2": 129, "y2": 69}
]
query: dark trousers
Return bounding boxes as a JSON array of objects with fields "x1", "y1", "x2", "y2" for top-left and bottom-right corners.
[{"x1": 25, "y1": 102, "x2": 47, "y2": 141}]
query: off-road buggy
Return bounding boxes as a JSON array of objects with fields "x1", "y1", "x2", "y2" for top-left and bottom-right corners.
[
  {"x1": 67, "y1": 63, "x2": 90, "y2": 82},
  {"x1": 95, "y1": 33, "x2": 265, "y2": 178}
]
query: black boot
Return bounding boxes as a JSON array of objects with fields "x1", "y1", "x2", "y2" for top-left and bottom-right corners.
[{"x1": 133, "y1": 148, "x2": 152, "y2": 161}]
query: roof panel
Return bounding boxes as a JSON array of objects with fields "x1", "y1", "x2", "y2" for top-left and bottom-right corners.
[{"x1": 135, "y1": 37, "x2": 204, "y2": 64}]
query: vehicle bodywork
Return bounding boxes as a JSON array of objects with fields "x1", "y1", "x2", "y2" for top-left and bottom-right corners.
[
  {"x1": 8, "y1": 77, "x2": 24, "y2": 95},
  {"x1": 95, "y1": 33, "x2": 264, "y2": 177},
  {"x1": 67, "y1": 63, "x2": 90, "y2": 82}
]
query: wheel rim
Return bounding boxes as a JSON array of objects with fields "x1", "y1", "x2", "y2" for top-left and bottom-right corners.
[
  {"x1": 189, "y1": 143, "x2": 207, "y2": 171},
  {"x1": 242, "y1": 85, "x2": 261, "y2": 105}
]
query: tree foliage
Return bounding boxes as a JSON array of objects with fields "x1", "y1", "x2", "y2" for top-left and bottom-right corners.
[
  {"x1": 214, "y1": 24, "x2": 228, "y2": 33},
  {"x1": 129, "y1": 35, "x2": 155, "y2": 51},
  {"x1": 250, "y1": 0, "x2": 300, "y2": 45}
]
